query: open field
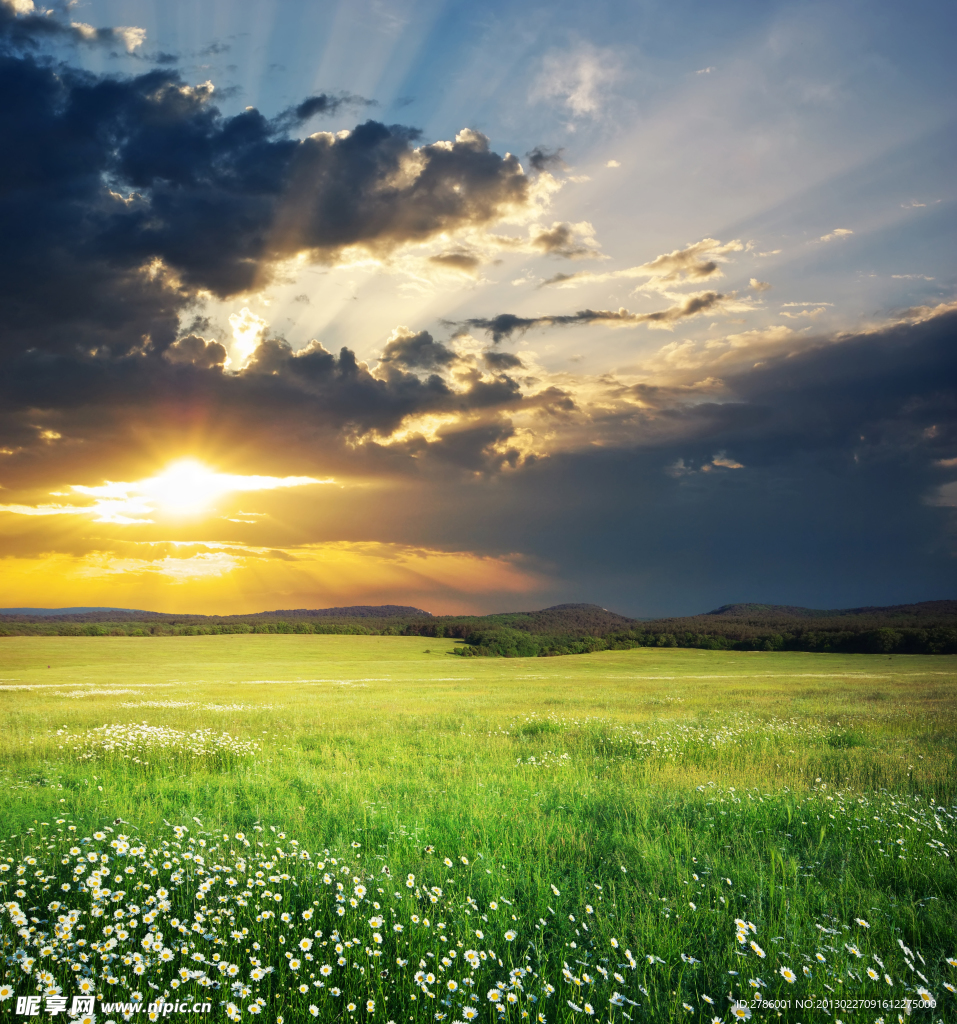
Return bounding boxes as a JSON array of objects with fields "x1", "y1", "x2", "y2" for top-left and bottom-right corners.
[{"x1": 1, "y1": 637, "x2": 955, "y2": 1022}]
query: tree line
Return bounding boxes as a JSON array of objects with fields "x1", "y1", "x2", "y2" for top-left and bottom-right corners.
[
  {"x1": 2, "y1": 600, "x2": 954, "y2": 656},
  {"x1": 443, "y1": 625, "x2": 957, "y2": 657}
]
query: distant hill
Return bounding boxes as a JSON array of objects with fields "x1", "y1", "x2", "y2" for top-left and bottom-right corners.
[
  {"x1": 706, "y1": 600, "x2": 957, "y2": 621},
  {"x1": 403, "y1": 599, "x2": 957, "y2": 657},
  {"x1": 417, "y1": 603, "x2": 639, "y2": 639},
  {"x1": 0, "y1": 604, "x2": 429, "y2": 624},
  {"x1": 0, "y1": 598, "x2": 953, "y2": 655},
  {"x1": 647, "y1": 600, "x2": 957, "y2": 637},
  {"x1": 232, "y1": 605, "x2": 431, "y2": 620},
  {"x1": 0, "y1": 606, "x2": 149, "y2": 616}
]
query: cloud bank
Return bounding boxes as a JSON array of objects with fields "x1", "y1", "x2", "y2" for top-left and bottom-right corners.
[
  {"x1": 0, "y1": 18, "x2": 533, "y2": 360},
  {"x1": 0, "y1": 5, "x2": 953, "y2": 615}
]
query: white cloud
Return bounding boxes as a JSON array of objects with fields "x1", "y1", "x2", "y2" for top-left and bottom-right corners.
[
  {"x1": 710, "y1": 454, "x2": 744, "y2": 469},
  {"x1": 696, "y1": 67, "x2": 715, "y2": 74},
  {"x1": 880, "y1": 299, "x2": 957, "y2": 327},
  {"x1": 68, "y1": 21, "x2": 146, "y2": 51},
  {"x1": 780, "y1": 306, "x2": 827, "y2": 319},
  {"x1": 749, "y1": 278, "x2": 772, "y2": 292},
  {"x1": 816, "y1": 228, "x2": 853, "y2": 243},
  {"x1": 531, "y1": 44, "x2": 621, "y2": 118},
  {"x1": 642, "y1": 324, "x2": 800, "y2": 378},
  {"x1": 540, "y1": 237, "x2": 743, "y2": 290},
  {"x1": 114, "y1": 26, "x2": 147, "y2": 52},
  {"x1": 69, "y1": 22, "x2": 98, "y2": 41}
]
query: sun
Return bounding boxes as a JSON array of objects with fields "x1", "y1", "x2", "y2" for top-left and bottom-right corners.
[
  {"x1": 140, "y1": 459, "x2": 232, "y2": 517},
  {"x1": 3, "y1": 460, "x2": 332, "y2": 524}
]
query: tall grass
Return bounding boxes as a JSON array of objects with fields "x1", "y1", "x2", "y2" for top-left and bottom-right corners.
[{"x1": 0, "y1": 638, "x2": 955, "y2": 1021}]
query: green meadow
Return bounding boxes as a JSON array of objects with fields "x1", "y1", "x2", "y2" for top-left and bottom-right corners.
[{"x1": 1, "y1": 637, "x2": 955, "y2": 1023}]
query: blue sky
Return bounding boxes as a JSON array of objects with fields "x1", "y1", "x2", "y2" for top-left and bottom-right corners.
[
  {"x1": 0, "y1": 0, "x2": 954, "y2": 614},
  {"x1": 65, "y1": 0, "x2": 956, "y2": 363}
]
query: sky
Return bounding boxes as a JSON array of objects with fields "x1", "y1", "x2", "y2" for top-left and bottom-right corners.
[{"x1": 0, "y1": 0, "x2": 954, "y2": 617}]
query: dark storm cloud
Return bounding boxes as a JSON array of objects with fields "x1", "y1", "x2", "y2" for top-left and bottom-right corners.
[
  {"x1": 0, "y1": 327, "x2": 541, "y2": 489},
  {"x1": 428, "y1": 252, "x2": 483, "y2": 272},
  {"x1": 0, "y1": 23, "x2": 529, "y2": 360},
  {"x1": 483, "y1": 350, "x2": 525, "y2": 371},
  {"x1": 274, "y1": 92, "x2": 377, "y2": 129},
  {"x1": 525, "y1": 146, "x2": 565, "y2": 172},
  {"x1": 394, "y1": 310, "x2": 957, "y2": 613},
  {"x1": 163, "y1": 334, "x2": 228, "y2": 369},
  {"x1": 717, "y1": 313, "x2": 957, "y2": 463},
  {"x1": 455, "y1": 293, "x2": 726, "y2": 342},
  {"x1": 0, "y1": 11, "x2": 549, "y2": 487},
  {"x1": 0, "y1": 8, "x2": 544, "y2": 485},
  {"x1": 530, "y1": 222, "x2": 594, "y2": 258},
  {"x1": 377, "y1": 330, "x2": 459, "y2": 371}
]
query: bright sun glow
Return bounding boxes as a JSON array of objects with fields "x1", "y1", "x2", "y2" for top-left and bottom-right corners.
[
  {"x1": 0, "y1": 460, "x2": 330, "y2": 523},
  {"x1": 228, "y1": 306, "x2": 268, "y2": 369},
  {"x1": 140, "y1": 459, "x2": 238, "y2": 517}
]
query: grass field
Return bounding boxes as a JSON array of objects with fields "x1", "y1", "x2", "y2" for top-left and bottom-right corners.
[{"x1": 1, "y1": 637, "x2": 955, "y2": 1023}]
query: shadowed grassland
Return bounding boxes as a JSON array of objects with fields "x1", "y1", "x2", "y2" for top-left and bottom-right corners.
[{"x1": 0, "y1": 638, "x2": 955, "y2": 1022}]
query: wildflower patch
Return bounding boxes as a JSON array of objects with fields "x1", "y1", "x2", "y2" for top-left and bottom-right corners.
[
  {"x1": 0, "y1": 812, "x2": 954, "y2": 1021},
  {"x1": 56, "y1": 724, "x2": 260, "y2": 767}
]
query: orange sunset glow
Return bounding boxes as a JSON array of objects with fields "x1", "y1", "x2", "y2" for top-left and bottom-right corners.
[{"x1": 0, "y1": 0, "x2": 952, "y2": 618}]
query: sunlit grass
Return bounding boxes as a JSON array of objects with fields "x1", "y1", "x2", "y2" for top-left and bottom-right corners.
[{"x1": 1, "y1": 638, "x2": 955, "y2": 1021}]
